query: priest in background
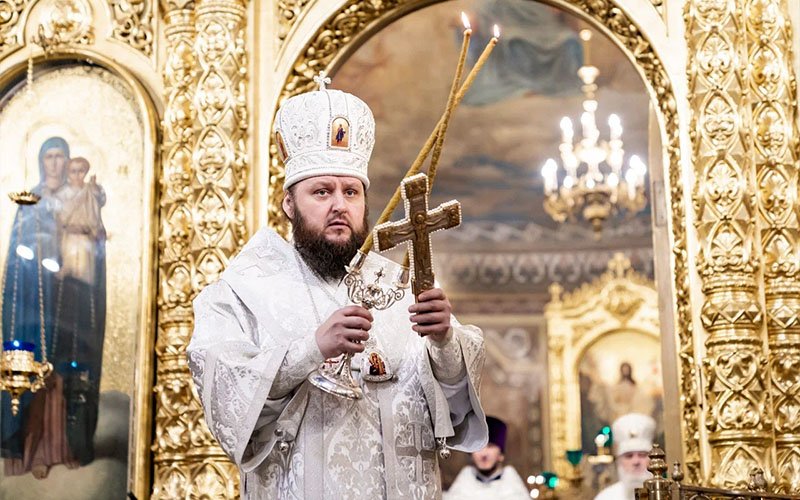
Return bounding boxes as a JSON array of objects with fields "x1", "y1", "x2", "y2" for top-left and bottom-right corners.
[
  {"x1": 187, "y1": 76, "x2": 488, "y2": 499},
  {"x1": 444, "y1": 416, "x2": 530, "y2": 499},
  {"x1": 594, "y1": 413, "x2": 655, "y2": 500}
]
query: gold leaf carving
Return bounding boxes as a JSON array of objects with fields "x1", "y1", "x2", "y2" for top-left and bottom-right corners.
[
  {"x1": 687, "y1": 0, "x2": 777, "y2": 486},
  {"x1": 33, "y1": 0, "x2": 94, "y2": 53},
  {"x1": 109, "y1": 0, "x2": 154, "y2": 56},
  {"x1": 697, "y1": 33, "x2": 734, "y2": 85},
  {"x1": 744, "y1": 0, "x2": 800, "y2": 491},
  {"x1": 701, "y1": 94, "x2": 738, "y2": 146},
  {"x1": 152, "y1": 0, "x2": 246, "y2": 497},
  {"x1": 277, "y1": 0, "x2": 312, "y2": 44},
  {"x1": 0, "y1": 0, "x2": 26, "y2": 53}
]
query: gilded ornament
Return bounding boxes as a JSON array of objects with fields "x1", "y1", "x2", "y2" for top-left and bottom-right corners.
[
  {"x1": 152, "y1": 0, "x2": 248, "y2": 496},
  {"x1": 743, "y1": 0, "x2": 800, "y2": 492},
  {"x1": 687, "y1": 0, "x2": 781, "y2": 487},
  {"x1": 277, "y1": 0, "x2": 312, "y2": 44},
  {"x1": 33, "y1": 0, "x2": 94, "y2": 53},
  {"x1": 0, "y1": 0, "x2": 26, "y2": 54},
  {"x1": 109, "y1": 0, "x2": 154, "y2": 56}
]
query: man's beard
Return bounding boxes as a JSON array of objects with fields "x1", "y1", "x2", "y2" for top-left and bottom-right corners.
[
  {"x1": 293, "y1": 210, "x2": 369, "y2": 281},
  {"x1": 476, "y1": 464, "x2": 500, "y2": 477},
  {"x1": 617, "y1": 462, "x2": 651, "y2": 496}
]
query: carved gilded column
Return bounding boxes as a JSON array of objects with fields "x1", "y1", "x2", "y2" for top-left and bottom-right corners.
[
  {"x1": 745, "y1": 0, "x2": 800, "y2": 492},
  {"x1": 685, "y1": 0, "x2": 776, "y2": 488},
  {"x1": 152, "y1": 0, "x2": 248, "y2": 496}
]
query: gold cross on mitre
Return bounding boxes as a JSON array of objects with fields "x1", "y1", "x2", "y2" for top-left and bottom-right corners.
[
  {"x1": 313, "y1": 70, "x2": 331, "y2": 90},
  {"x1": 373, "y1": 173, "x2": 461, "y2": 300}
]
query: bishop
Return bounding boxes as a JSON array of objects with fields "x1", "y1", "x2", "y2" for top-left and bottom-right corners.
[{"x1": 187, "y1": 78, "x2": 488, "y2": 499}]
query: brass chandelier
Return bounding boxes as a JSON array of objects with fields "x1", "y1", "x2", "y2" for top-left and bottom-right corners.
[{"x1": 540, "y1": 30, "x2": 647, "y2": 238}]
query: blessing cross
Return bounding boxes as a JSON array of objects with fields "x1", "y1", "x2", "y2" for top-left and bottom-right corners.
[{"x1": 373, "y1": 173, "x2": 461, "y2": 300}]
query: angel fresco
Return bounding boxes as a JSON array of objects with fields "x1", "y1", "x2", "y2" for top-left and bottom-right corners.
[{"x1": 1, "y1": 137, "x2": 107, "y2": 478}]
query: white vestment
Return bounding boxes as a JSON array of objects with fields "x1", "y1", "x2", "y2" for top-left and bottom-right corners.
[
  {"x1": 594, "y1": 481, "x2": 635, "y2": 500},
  {"x1": 187, "y1": 228, "x2": 488, "y2": 499},
  {"x1": 444, "y1": 465, "x2": 530, "y2": 500}
]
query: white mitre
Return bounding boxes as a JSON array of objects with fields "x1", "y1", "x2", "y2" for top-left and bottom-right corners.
[
  {"x1": 274, "y1": 71, "x2": 375, "y2": 190},
  {"x1": 612, "y1": 413, "x2": 656, "y2": 457}
]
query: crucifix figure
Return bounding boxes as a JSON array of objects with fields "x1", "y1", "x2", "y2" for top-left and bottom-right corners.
[{"x1": 373, "y1": 173, "x2": 461, "y2": 300}]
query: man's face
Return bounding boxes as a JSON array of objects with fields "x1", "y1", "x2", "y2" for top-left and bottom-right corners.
[
  {"x1": 42, "y1": 148, "x2": 67, "y2": 179},
  {"x1": 67, "y1": 161, "x2": 88, "y2": 188},
  {"x1": 471, "y1": 443, "x2": 503, "y2": 475},
  {"x1": 283, "y1": 176, "x2": 366, "y2": 245},
  {"x1": 618, "y1": 450, "x2": 650, "y2": 476}
]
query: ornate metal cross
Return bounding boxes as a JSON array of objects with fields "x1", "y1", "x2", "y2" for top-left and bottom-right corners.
[{"x1": 373, "y1": 173, "x2": 461, "y2": 300}]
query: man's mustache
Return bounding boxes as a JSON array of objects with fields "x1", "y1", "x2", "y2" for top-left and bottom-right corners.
[{"x1": 327, "y1": 216, "x2": 352, "y2": 228}]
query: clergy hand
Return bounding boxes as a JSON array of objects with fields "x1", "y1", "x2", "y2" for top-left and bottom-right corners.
[
  {"x1": 315, "y1": 306, "x2": 373, "y2": 359},
  {"x1": 408, "y1": 288, "x2": 452, "y2": 342}
]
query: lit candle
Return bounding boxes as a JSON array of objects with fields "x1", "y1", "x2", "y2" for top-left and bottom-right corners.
[
  {"x1": 594, "y1": 433, "x2": 606, "y2": 449},
  {"x1": 608, "y1": 113, "x2": 622, "y2": 140},
  {"x1": 625, "y1": 168, "x2": 636, "y2": 200},
  {"x1": 581, "y1": 111, "x2": 593, "y2": 137},
  {"x1": 560, "y1": 117, "x2": 573, "y2": 144},
  {"x1": 542, "y1": 158, "x2": 558, "y2": 194},
  {"x1": 454, "y1": 24, "x2": 500, "y2": 104},
  {"x1": 630, "y1": 154, "x2": 646, "y2": 177},
  {"x1": 428, "y1": 12, "x2": 472, "y2": 191}
]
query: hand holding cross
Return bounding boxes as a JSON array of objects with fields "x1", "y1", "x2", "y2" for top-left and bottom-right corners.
[{"x1": 373, "y1": 173, "x2": 461, "y2": 300}]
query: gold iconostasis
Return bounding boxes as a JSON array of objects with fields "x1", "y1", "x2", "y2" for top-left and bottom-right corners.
[{"x1": 0, "y1": 0, "x2": 798, "y2": 498}]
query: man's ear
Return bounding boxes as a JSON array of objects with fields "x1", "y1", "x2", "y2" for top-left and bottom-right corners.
[{"x1": 282, "y1": 191, "x2": 295, "y2": 220}]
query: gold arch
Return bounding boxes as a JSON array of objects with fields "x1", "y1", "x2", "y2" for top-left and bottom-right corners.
[{"x1": 268, "y1": 0, "x2": 698, "y2": 482}]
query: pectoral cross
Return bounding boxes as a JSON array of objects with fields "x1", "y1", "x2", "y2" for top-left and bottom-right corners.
[{"x1": 373, "y1": 173, "x2": 461, "y2": 299}]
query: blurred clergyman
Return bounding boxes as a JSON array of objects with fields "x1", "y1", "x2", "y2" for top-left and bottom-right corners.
[
  {"x1": 445, "y1": 416, "x2": 530, "y2": 499},
  {"x1": 594, "y1": 413, "x2": 655, "y2": 500}
]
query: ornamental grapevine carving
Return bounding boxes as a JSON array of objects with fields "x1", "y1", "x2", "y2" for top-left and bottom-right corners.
[
  {"x1": 152, "y1": 0, "x2": 248, "y2": 497},
  {"x1": 0, "y1": 0, "x2": 26, "y2": 54},
  {"x1": 33, "y1": 0, "x2": 94, "y2": 53},
  {"x1": 277, "y1": 0, "x2": 312, "y2": 45},
  {"x1": 685, "y1": 0, "x2": 775, "y2": 488},
  {"x1": 109, "y1": 0, "x2": 155, "y2": 56},
  {"x1": 270, "y1": 0, "x2": 697, "y2": 482},
  {"x1": 744, "y1": 0, "x2": 800, "y2": 493}
]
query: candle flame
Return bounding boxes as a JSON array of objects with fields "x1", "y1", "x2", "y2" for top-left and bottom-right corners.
[
  {"x1": 493, "y1": 24, "x2": 500, "y2": 38},
  {"x1": 461, "y1": 12, "x2": 471, "y2": 30}
]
